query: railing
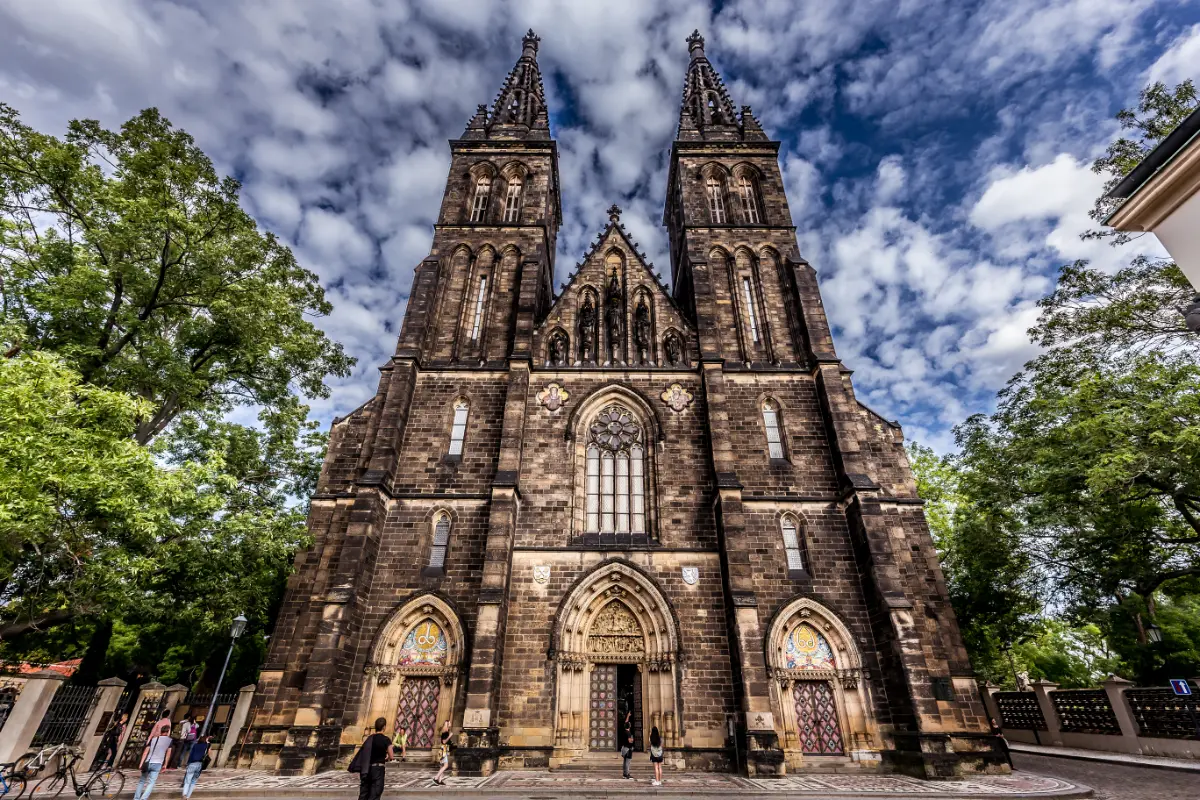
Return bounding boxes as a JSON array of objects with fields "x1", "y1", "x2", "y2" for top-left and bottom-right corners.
[
  {"x1": 1051, "y1": 689, "x2": 1121, "y2": 735},
  {"x1": 1126, "y1": 688, "x2": 1200, "y2": 741},
  {"x1": 31, "y1": 684, "x2": 101, "y2": 746},
  {"x1": 995, "y1": 691, "x2": 1047, "y2": 731},
  {"x1": 0, "y1": 679, "x2": 23, "y2": 735}
]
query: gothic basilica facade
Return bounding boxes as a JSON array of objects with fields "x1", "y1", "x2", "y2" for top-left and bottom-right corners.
[{"x1": 241, "y1": 31, "x2": 1005, "y2": 778}]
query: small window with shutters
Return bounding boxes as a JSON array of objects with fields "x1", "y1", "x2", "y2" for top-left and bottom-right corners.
[
  {"x1": 424, "y1": 513, "x2": 452, "y2": 576},
  {"x1": 762, "y1": 399, "x2": 785, "y2": 460},
  {"x1": 502, "y1": 179, "x2": 522, "y2": 222},
  {"x1": 781, "y1": 515, "x2": 807, "y2": 578},
  {"x1": 706, "y1": 175, "x2": 726, "y2": 224},
  {"x1": 470, "y1": 176, "x2": 491, "y2": 223}
]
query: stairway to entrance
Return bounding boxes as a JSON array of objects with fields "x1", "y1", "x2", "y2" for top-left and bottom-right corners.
[{"x1": 552, "y1": 750, "x2": 657, "y2": 777}]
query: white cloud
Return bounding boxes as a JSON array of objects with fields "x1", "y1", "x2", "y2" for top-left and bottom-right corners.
[{"x1": 1147, "y1": 23, "x2": 1200, "y2": 87}]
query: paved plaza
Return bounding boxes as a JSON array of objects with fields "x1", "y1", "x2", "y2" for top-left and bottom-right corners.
[
  {"x1": 1010, "y1": 753, "x2": 1197, "y2": 800},
  {"x1": 123, "y1": 765, "x2": 1091, "y2": 799}
]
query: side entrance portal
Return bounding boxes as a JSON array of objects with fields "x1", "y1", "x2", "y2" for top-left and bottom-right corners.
[{"x1": 395, "y1": 676, "x2": 440, "y2": 750}]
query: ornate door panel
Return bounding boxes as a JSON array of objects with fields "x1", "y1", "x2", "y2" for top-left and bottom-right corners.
[
  {"x1": 395, "y1": 677, "x2": 440, "y2": 749},
  {"x1": 630, "y1": 666, "x2": 643, "y2": 750},
  {"x1": 793, "y1": 680, "x2": 844, "y2": 755},
  {"x1": 589, "y1": 665, "x2": 617, "y2": 751}
]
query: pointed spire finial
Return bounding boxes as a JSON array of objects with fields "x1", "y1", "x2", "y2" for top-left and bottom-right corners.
[
  {"x1": 607, "y1": 203, "x2": 622, "y2": 223},
  {"x1": 686, "y1": 30, "x2": 705, "y2": 60},
  {"x1": 522, "y1": 28, "x2": 541, "y2": 58}
]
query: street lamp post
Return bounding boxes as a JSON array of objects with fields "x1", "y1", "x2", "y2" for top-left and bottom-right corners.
[
  {"x1": 1146, "y1": 622, "x2": 1164, "y2": 644},
  {"x1": 201, "y1": 614, "x2": 248, "y2": 738}
]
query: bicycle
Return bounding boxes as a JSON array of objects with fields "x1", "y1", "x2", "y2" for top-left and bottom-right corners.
[
  {"x1": 28, "y1": 750, "x2": 123, "y2": 799},
  {"x1": 0, "y1": 762, "x2": 27, "y2": 798},
  {"x1": 12, "y1": 744, "x2": 71, "y2": 781}
]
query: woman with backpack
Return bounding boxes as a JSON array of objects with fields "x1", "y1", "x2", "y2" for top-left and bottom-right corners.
[{"x1": 648, "y1": 726, "x2": 664, "y2": 786}]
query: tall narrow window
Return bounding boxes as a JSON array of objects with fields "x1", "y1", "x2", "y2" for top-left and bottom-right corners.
[
  {"x1": 763, "y1": 400, "x2": 784, "y2": 460},
  {"x1": 429, "y1": 513, "x2": 451, "y2": 570},
  {"x1": 584, "y1": 405, "x2": 647, "y2": 534},
  {"x1": 739, "y1": 175, "x2": 760, "y2": 224},
  {"x1": 706, "y1": 176, "x2": 726, "y2": 223},
  {"x1": 448, "y1": 399, "x2": 469, "y2": 456},
  {"x1": 470, "y1": 275, "x2": 488, "y2": 341},
  {"x1": 470, "y1": 176, "x2": 491, "y2": 223},
  {"x1": 742, "y1": 277, "x2": 760, "y2": 343},
  {"x1": 781, "y1": 515, "x2": 805, "y2": 574},
  {"x1": 503, "y1": 179, "x2": 522, "y2": 222}
]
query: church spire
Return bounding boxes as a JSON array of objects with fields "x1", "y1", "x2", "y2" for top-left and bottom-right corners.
[
  {"x1": 464, "y1": 29, "x2": 550, "y2": 140},
  {"x1": 677, "y1": 31, "x2": 763, "y2": 142}
]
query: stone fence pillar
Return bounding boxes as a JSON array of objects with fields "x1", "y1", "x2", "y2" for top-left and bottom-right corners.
[
  {"x1": 1102, "y1": 675, "x2": 1141, "y2": 752},
  {"x1": 79, "y1": 678, "x2": 127, "y2": 769},
  {"x1": 1030, "y1": 680, "x2": 1062, "y2": 746},
  {"x1": 217, "y1": 684, "x2": 256, "y2": 767},
  {"x1": 115, "y1": 681, "x2": 166, "y2": 765},
  {"x1": 0, "y1": 671, "x2": 67, "y2": 764}
]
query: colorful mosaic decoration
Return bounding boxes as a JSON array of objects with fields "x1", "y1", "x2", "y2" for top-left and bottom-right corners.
[
  {"x1": 395, "y1": 676, "x2": 440, "y2": 749},
  {"x1": 589, "y1": 665, "x2": 617, "y2": 750},
  {"x1": 785, "y1": 624, "x2": 836, "y2": 670},
  {"x1": 794, "y1": 680, "x2": 844, "y2": 755},
  {"x1": 398, "y1": 619, "x2": 448, "y2": 665}
]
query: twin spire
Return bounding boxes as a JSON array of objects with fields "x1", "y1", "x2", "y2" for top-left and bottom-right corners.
[{"x1": 464, "y1": 29, "x2": 766, "y2": 143}]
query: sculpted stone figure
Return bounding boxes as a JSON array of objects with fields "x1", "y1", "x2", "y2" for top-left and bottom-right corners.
[
  {"x1": 605, "y1": 270, "x2": 623, "y2": 361},
  {"x1": 664, "y1": 333, "x2": 681, "y2": 366},
  {"x1": 634, "y1": 298, "x2": 651, "y2": 363},
  {"x1": 578, "y1": 296, "x2": 596, "y2": 361},
  {"x1": 550, "y1": 332, "x2": 567, "y2": 366}
]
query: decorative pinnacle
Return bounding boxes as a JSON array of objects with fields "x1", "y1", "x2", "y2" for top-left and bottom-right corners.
[
  {"x1": 607, "y1": 203, "x2": 622, "y2": 223},
  {"x1": 686, "y1": 29, "x2": 705, "y2": 59},
  {"x1": 522, "y1": 28, "x2": 541, "y2": 57}
]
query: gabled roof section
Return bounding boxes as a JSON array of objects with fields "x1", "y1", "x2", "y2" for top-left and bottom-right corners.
[
  {"x1": 549, "y1": 204, "x2": 689, "y2": 326},
  {"x1": 676, "y1": 31, "x2": 769, "y2": 143},
  {"x1": 462, "y1": 30, "x2": 551, "y2": 141}
]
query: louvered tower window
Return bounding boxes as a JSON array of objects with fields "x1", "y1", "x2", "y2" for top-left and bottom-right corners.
[
  {"x1": 763, "y1": 399, "x2": 784, "y2": 460},
  {"x1": 448, "y1": 399, "x2": 469, "y2": 456},
  {"x1": 470, "y1": 275, "x2": 488, "y2": 341},
  {"x1": 739, "y1": 175, "x2": 761, "y2": 224},
  {"x1": 503, "y1": 179, "x2": 522, "y2": 222},
  {"x1": 470, "y1": 176, "x2": 491, "y2": 222},
  {"x1": 706, "y1": 176, "x2": 726, "y2": 223},
  {"x1": 429, "y1": 513, "x2": 451, "y2": 571},
  {"x1": 781, "y1": 515, "x2": 805, "y2": 574},
  {"x1": 742, "y1": 277, "x2": 760, "y2": 343}
]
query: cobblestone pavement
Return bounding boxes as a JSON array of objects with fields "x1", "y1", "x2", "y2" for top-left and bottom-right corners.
[
  {"x1": 1011, "y1": 753, "x2": 1195, "y2": 800},
  {"x1": 122, "y1": 765, "x2": 1089, "y2": 798}
]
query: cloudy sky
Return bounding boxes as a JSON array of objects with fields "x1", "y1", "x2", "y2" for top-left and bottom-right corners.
[{"x1": 3, "y1": 0, "x2": 1198, "y2": 451}]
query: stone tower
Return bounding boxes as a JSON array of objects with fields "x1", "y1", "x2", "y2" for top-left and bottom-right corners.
[{"x1": 241, "y1": 31, "x2": 1004, "y2": 779}]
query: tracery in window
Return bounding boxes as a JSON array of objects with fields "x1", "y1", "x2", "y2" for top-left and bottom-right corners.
[
  {"x1": 742, "y1": 277, "x2": 761, "y2": 343},
  {"x1": 429, "y1": 513, "x2": 451, "y2": 571},
  {"x1": 781, "y1": 514, "x2": 805, "y2": 573},
  {"x1": 706, "y1": 175, "x2": 727, "y2": 224},
  {"x1": 448, "y1": 399, "x2": 469, "y2": 456},
  {"x1": 470, "y1": 176, "x2": 491, "y2": 222},
  {"x1": 503, "y1": 179, "x2": 522, "y2": 222},
  {"x1": 763, "y1": 399, "x2": 784, "y2": 460},
  {"x1": 470, "y1": 274, "x2": 488, "y2": 341},
  {"x1": 739, "y1": 174, "x2": 761, "y2": 224},
  {"x1": 585, "y1": 405, "x2": 646, "y2": 534}
]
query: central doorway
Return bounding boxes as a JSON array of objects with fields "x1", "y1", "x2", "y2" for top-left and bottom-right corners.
[
  {"x1": 617, "y1": 664, "x2": 642, "y2": 751},
  {"x1": 588, "y1": 664, "x2": 643, "y2": 752}
]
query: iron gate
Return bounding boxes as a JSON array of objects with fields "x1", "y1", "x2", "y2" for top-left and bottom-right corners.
[{"x1": 31, "y1": 684, "x2": 101, "y2": 746}]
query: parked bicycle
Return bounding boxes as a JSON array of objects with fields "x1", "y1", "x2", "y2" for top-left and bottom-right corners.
[
  {"x1": 0, "y1": 762, "x2": 27, "y2": 798},
  {"x1": 11, "y1": 744, "x2": 71, "y2": 781},
  {"x1": 27, "y1": 749, "x2": 122, "y2": 799}
]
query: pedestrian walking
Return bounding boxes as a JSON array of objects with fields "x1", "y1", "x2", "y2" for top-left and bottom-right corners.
[
  {"x1": 348, "y1": 717, "x2": 392, "y2": 800},
  {"x1": 393, "y1": 725, "x2": 408, "y2": 759},
  {"x1": 433, "y1": 729, "x2": 451, "y2": 785},
  {"x1": 131, "y1": 731, "x2": 173, "y2": 800},
  {"x1": 97, "y1": 712, "x2": 129, "y2": 768},
  {"x1": 180, "y1": 734, "x2": 212, "y2": 799},
  {"x1": 174, "y1": 714, "x2": 197, "y2": 768},
  {"x1": 151, "y1": 709, "x2": 172, "y2": 738},
  {"x1": 648, "y1": 726, "x2": 664, "y2": 786},
  {"x1": 620, "y1": 729, "x2": 634, "y2": 779}
]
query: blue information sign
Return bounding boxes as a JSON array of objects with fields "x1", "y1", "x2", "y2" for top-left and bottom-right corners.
[{"x1": 1170, "y1": 679, "x2": 1192, "y2": 696}]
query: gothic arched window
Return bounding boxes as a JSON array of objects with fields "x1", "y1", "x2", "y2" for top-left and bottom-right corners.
[
  {"x1": 742, "y1": 277, "x2": 761, "y2": 343},
  {"x1": 428, "y1": 513, "x2": 451, "y2": 572},
  {"x1": 706, "y1": 175, "x2": 726, "y2": 224},
  {"x1": 503, "y1": 178, "x2": 522, "y2": 223},
  {"x1": 762, "y1": 399, "x2": 785, "y2": 460},
  {"x1": 448, "y1": 399, "x2": 469, "y2": 456},
  {"x1": 780, "y1": 514, "x2": 806, "y2": 575},
  {"x1": 585, "y1": 405, "x2": 646, "y2": 534},
  {"x1": 739, "y1": 174, "x2": 761, "y2": 224},
  {"x1": 470, "y1": 273, "x2": 489, "y2": 341},
  {"x1": 470, "y1": 176, "x2": 491, "y2": 223}
]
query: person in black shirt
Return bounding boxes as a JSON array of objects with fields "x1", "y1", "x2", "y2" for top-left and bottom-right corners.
[{"x1": 354, "y1": 717, "x2": 393, "y2": 800}]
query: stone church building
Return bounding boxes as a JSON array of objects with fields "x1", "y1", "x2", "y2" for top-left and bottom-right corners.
[{"x1": 241, "y1": 31, "x2": 1004, "y2": 778}]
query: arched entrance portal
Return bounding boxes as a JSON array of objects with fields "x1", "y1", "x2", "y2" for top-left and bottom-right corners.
[
  {"x1": 766, "y1": 597, "x2": 880, "y2": 767},
  {"x1": 552, "y1": 562, "x2": 680, "y2": 763},
  {"x1": 359, "y1": 594, "x2": 464, "y2": 751}
]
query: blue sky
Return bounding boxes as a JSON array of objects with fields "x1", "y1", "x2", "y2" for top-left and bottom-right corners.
[{"x1": 3, "y1": 0, "x2": 1199, "y2": 451}]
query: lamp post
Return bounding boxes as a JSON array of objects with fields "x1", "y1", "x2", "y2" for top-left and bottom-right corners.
[
  {"x1": 201, "y1": 614, "x2": 248, "y2": 738},
  {"x1": 1146, "y1": 622, "x2": 1164, "y2": 644}
]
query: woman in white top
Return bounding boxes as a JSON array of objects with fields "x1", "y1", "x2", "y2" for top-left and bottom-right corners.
[{"x1": 132, "y1": 733, "x2": 173, "y2": 800}]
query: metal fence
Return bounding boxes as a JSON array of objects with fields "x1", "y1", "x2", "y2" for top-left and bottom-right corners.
[
  {"x1": 1050, "y1": 689, "x2": 1121, "y2": 735},
  {"x1": 0, "y1": 679, "x2": 23, "y2": 735},
  {"x1": 1126, "y1": 687, "x2": 1200, "y2": 740},
  {"x1": 179, "y1": 692, "x2": 239, "y2": 743},
  {"x1": 994, "y1": 691, "x2": 1047, "y2": 731},
  {"x1": 31, "y1": 684, "x2": 101, "y2": 746}
]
